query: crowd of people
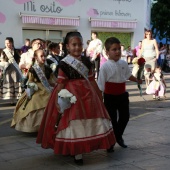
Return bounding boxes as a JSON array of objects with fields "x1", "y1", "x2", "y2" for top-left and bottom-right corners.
[{"x1": 0, "y1": 29, "x2": 168, "y2": 165}]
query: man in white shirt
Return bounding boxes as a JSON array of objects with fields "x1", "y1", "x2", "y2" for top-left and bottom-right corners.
[{"x1": 87, "y1": 32, "x2": 103, "y2": 79}]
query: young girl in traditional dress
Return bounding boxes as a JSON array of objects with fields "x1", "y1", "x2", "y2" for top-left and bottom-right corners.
[
  {"x1": 11, "y1": 49, "x2": 55, "y2": 132},
  {"x1": 46, "y1": 42, "x2": 61, "y2": 78},
  {"x1": 36, "y1": 32, "x2": 115, "y2": 165},
  {"x1": 0, "y1": 37, "x2": 22, "y2": 104},
  {"x1": 146, "y1": 66, "x2": 166, "y2": 100}
]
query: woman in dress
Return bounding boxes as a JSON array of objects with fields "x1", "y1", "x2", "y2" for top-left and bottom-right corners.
[
  {"x1": 37, "y1": 32, "x2": 115, "y2": 165},
  {"x1": 139, "y1": 30, "x2": 159, "y2": 87},
  {"x1": 11, "y1": 49, "x2": 55, "y2": 133},
  {"x1": 86, "y1": 32, "x2": 103, "y2": 79},
  {"x1": 0, "y1": 37, "x2": 22, "y2": 104},
  {"x1": 19, "y1": 39, "x2": 42, "y2": 88}
]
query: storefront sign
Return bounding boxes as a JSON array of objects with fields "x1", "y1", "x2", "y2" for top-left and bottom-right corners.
[{"x1": 24, "y1": 1, "x2": 63, "y2": 13}]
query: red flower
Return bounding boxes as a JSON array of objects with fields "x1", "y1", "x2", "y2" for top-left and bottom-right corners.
[
  {"x1": 24, "y1": 69, "x2": 28, "y2": 73},
  {"x1": 137, "y1": 58, "x2": 145, "y2": 66}
]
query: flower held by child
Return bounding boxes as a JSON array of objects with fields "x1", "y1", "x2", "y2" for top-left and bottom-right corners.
[{"x1": 58, "y1": 89, "x2": 77, "y2": 113}]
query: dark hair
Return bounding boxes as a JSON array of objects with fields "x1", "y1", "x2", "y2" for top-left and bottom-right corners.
[
  {"x1": 5, "y1": 37, "x2": 14, "y2": 47},
  {"x1": 48, "y1": 42, "x2": 59, "y2": 51},
  {"x1": 25, "y1": 38, "x2": 30, "y2": 42},
  {"x1": 92, "y1": 32, "x2": 98, "y2": 37},
  {"x1": 144, "y1": 29, "x2": 153, "y2": 39},
  {"x1": 30, "y1": 39, "x2": 42, "y2": 47},
  {"x1": 1, "y1": 51, "x2": 7, "y2": 61},
  {"x1": 104, "y1": 37, "x2": 120, "y2": 51},
  {"x1": 63, "y1": 31, "x2": 83, "y2": 57},
  {"x1": 6, "y1": 37, "x2": 14, "y2": 43},
  {"x1": 87, "y1": 40, "x2": 91, "y2": 45}
]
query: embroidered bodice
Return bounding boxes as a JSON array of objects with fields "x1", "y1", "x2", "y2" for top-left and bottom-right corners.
[
  {"x1": 29, "y1": 65, "x2": 52, "y2": 82},
  {"x1": 59, "y1": 56, "x2": 92, "y2": 79}
]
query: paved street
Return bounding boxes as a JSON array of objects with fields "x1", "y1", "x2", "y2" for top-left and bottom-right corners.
[{"x1": 0, "y1": 71, "x2": 170, "y2": 169}]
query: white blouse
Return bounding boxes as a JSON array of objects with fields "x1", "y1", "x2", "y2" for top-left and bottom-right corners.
[{"x1": 19, "y1": 49, "x2": 34, "y2": 68}]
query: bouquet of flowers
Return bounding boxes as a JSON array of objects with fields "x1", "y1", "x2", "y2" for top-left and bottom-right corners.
[
  {"x1": 136, "y1": 57, "x2": 145, "y2": 96},
  {"x1": 23, "y1": 82, "x2": 38, "y2": 110},
  {"x1": 55, "y1": 89, "x2": 77, "y2": 128},
  {"x1": 50, "y1": 63, "x2": 57, "y2": 73}
]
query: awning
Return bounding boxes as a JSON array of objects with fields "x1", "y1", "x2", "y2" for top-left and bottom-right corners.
[
  {"x1": 19, "y1": 13, "x2": 80, "y2": 26},
  {"x1": 89, "y1": 18, "x2": 137, "y2": 29}
]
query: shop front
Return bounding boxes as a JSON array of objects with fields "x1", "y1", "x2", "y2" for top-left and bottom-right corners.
[{"x1": 0, "y1": 0, "x2": 151, "y2": 49}]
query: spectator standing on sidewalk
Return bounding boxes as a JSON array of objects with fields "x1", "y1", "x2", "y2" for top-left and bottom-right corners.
[
  {"x1": 126, "y1": 46, "x2": 134, "y2": 64},
  {"x1": 139, "y1": 30, "x2": 159, "y2": 87},
  {"x1": 135, "y1": 41, "x2": 142, "y2": 57},
  {"x1": 121, "y1": 45, "x2": 127, "y2": 62},
  {"x1": 87, "y1": 32, "x2": 103, "y2": 79},
  {"x1": 20, "y1": 38, "x2": 31, "y2": 54},
  {"x1": 158, "y1": 44, "x2": 167, "y2": 70}
]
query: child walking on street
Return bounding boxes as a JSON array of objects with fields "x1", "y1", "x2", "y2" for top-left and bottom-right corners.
[
  {"x1": 146, "y1": 66, "x2": 166, "y2": 100},
  {"x1": 97, "y1": 37, "x2": 142, "y2": 150},
  {"x1": 36, "y1": 32, "x2": 115, "y2": 166},
  {"x1": 11, "y1": 49, "x2": 55, "y2": 132}
]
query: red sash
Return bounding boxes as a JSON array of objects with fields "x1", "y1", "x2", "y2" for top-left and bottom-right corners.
[{"x1": 104, "y1": 82, "x2": 126, "y2": 95}]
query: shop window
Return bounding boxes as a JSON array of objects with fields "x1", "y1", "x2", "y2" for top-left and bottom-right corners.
[{"x1": 22, "y1": 29, "x2": 62, "y2": 43}]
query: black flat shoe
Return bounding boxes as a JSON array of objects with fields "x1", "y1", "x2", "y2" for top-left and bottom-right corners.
[
  {"x1": 117, "y1": 138, "x2": 128, "y2": 148},
  {"x1": 107, "y1": 145, "x2": 114, "y2": 153},
  {"x1": 74, "y1": 158, "x2": 83, "y2": 166}
]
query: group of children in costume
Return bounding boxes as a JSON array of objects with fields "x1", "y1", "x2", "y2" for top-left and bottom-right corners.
[{"x1": 1, "y1": 31, "x2": 167, "y2": 165}]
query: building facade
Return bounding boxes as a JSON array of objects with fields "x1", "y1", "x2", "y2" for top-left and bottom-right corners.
[{"x1": 0, "y1": 0, "x2": 151, "y2": 49}]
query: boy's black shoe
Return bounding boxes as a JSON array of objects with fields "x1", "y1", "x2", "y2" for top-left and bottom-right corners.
[
  {"x1": 107, "y1": 145, "x2": 114, "y2": 153},
  {"x1": 74, "y1": 158, "x2": 83, "y2": 166},
  {"x1": 117, "y1": 138, "x2": 127, "y2": 148}
]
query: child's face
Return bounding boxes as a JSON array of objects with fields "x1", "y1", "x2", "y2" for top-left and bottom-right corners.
[
  {"x1": 36, "y1": 50, "x2": 45, "y2": 64},
  {"x1": 91, "y1": 33, "x2": 96, "y2": 40},
  {"x1": 155, "y1": 68, "x2": 161, "y2": 73},
  {"x1": 25, "y1": 40, "x2": 30, "y2": 46},
  {"x1": 32, "y1": 40, "x2": 42, "y2": 51},
  {"x1": 106, "y1": 43, "x2": 121, "y2": 61},
  {"x1": 53, "y1": 46, "x2": 60, "y2": 55},
  {"x1": 5, "y1": 40, "x2": 13, "y2": 49},
  {"x1": 66, "y1": 37, "x2": 83, "y2": 57}
]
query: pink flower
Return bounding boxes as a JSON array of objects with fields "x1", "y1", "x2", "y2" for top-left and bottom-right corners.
[{"x1": 87, "y1": 8, "x2": 99, "y2": 17}]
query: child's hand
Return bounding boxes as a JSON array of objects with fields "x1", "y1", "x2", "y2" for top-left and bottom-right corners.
[{"x1": 137, "y1": 79, "x2": 142, "y2": 84}]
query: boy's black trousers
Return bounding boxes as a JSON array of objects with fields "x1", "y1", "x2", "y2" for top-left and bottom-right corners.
[{"x1": 104, "y1": 92, "x2": 130, "y2": 141}]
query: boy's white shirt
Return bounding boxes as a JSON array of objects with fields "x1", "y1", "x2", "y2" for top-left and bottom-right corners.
[{"x1": 97, "y1": 59, "x2": 131, "y2": 92}]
